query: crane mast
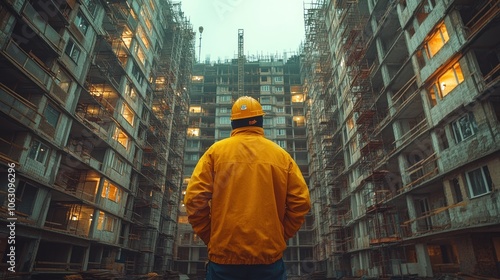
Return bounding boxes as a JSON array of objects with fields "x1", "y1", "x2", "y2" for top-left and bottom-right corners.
[{"x1": 237, "y1": 29, "x2": 244, "y2": 97}]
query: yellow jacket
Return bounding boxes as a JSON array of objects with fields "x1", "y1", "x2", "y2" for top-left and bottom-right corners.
[{"x1": 184, "y1": 126, "x2": 311, "y2": 265}]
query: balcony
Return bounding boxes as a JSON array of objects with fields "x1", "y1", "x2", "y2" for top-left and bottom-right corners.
[
  {"x1": 22, "y1": 2, "x2": 65, "y2": 53},
  {"x1": 3, "y1": 40, "x2": 52, "y2": 89},
  {"x1": 0, "y1": 83, "x2": 40, "y2": 128}
]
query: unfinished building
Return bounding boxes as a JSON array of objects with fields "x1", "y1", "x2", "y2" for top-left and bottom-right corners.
[
  {"x1": 303, "y1": 0, "x2": 500, "y2": 278},
  {"x1": 176, "y1": 53, "x2": 315, "y2": 279},
  {"x1": 0, "y1": 0, "x2": 193, "y2": 278}
]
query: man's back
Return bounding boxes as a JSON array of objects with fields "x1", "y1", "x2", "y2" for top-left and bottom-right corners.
[{"x1": 184, "y1": 96, "x2": 310, "y2": 279}]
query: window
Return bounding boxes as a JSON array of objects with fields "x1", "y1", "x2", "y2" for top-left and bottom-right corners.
[
  {"x1": 125, "y1": 82, "x2": 137, "y2": 102},
  {"x1": 75, "y1": 12, "x2": 90, "y2": 35},
  {"x1": 15, "y1": 181, "x2": 38, "y2": 216},
  {"x1": 28, "y1": 140, "x2": 49, "y2": 163},
  {"x1": 186, "y1": 140, "x2": 198, "y2": 148},
  {"x1": 264, "y1": 129, "x2": 272, "y2": 137},
  {"x1": 276, "y1": 106, "x2": 284, "y2": 113},
  {"x1": 187, "y1": 153, "x2": 199, "y2": 161},
  {"x1": 219, "y1": 107, "x2": 228, "y2": 114},
  {"x1": 261, "y1": 76, "x2": 269, "y2": 82},
  {"x1": 134, "y1": 43, "x2": 146, "y2": 65},
  {"x1": 218, "y1": 95, "x2": 231, "y2": 103},
  {"x1": 112, "y1": 154, "x2": 125, "y2": 174},
  {"x1": 65, "y1": 40, "x2": 81, "y2": 62},
  {"x1": 438, "y1": 63, "x2": 464, "y2": 98},
  {"x1": 450, "y1": 178, "x2": 463, "y2": 203},
  {"x1": 261, "y1": 85, "x2": 270, "y2": 92},
  {"x1": 113, "y1": 127, "x2": 129, "y2": 149},
  {"x1": 277, "y1": 129, "x2": 286, "y2": 136},
  {"x1": 452, "y1": 112, "x2": 478, "y2": 143},
  {"x1": 276, "y1": 117, "x2": 286, "y2": 124},
  {"x1": 427, "y1": 84, "x2": 438, "y2": 107},
  {"x1": 97, "y1": 211, "x2": 116, "y2": 231},
  {"x1": 465, "y1": 166, "x2": 492, "y2": 198},
  {"x1": 262, "y1": 105, "x2": 272, "y2": 111},
  {"x1": 55, "y1": 68, "x2": 72, "y2": 93},
  {"x1": 131, "y1": 63, "x2": 145, "y2": 86},
  {"x1": 263, "y1": 118, "x2": 273, "y2": 126},
  {"x1": 261, "y1": 67, "x2": 269, "y2": 72},
  {"x1": 219, "y1": 117, "x2": 230, "y2": 125},
  {"x1": 275, "y1": 86, "x2": 284, "y2": 92},
  {"x1": 415, "y1": 0, "x2": 436, "y2": 25},
  {"x1": 347, "y1": 116, "x2": 354, "y2": 131},
  {"x1": 219, "y1": 130, "x2": 230, "y2": 138},
  {"x1": 44, "y1": 104, "x2": 60, "y2": 128},
  {"x1": 83, "y1": 0, "x2": 98, "y2": 17},
  {"x1": 260, "y1": 96, "x2": 271, "y2": 103},
  {"x1": 274, "y1": 76, "x2": 283, "y2": 82},
  {"x1": 101, "y1": 180, "x2": 121, "y2": 203},
  {"x1": 425, "y1": 23, "x2": 449, "y2": 58},
  {"x1": 122, "y1": 103, "x2": 134, "y2": 125},
  {"x1": 276, "y1": 140, "x2": 286, "y2": 148}
]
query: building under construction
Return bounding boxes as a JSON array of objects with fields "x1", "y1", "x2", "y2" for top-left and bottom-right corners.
[
  {"x1": 0, "y1": 0, "x2": 193, "y2": 278},
  {"x1": 302, "y1": 0, "x2": 500, "y2": 278},
  {"x1": 176, "y1": 45, "x2": 315, "y2": 277}
]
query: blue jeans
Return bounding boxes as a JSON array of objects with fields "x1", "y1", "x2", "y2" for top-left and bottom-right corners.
[{"x1": 206, "y1": 258, "x2": 286, "y2": 280}]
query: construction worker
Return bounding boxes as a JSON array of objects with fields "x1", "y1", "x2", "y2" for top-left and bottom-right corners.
[{"x1": 184, "y1": 96, "x2": 311, "y2": 280}]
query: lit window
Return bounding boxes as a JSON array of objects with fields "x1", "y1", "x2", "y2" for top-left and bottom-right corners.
[
  {"x1": 425, "y1": 23, "x2": 449, "y2": 58},
  {"x1": 190, "y1": 106, "x2": 201, "y2": 113},
  {"x1": 438, "y1": 63, "x2": 464, "y2": 98},
  {"x1": 121, "y1": 26, "x2": 133, "y2": 48},
  {"x1": 465, "y1": 166, "x2": 492, "y2": 198},
  {"x1": 101, "y1": 180, "x2": 121, "y2": 203},
  {"x1": 451, "y1": 112, "x2": 478, "y2": 143},
  {"x1": 97, "y1": 211, "x2": 116, "y2": 231},
  {"x1": 65, "y1": 40, "x2": 81, "y2": 63},
  {"x1": 113, "y1": 127, "x2": 129, "y2": 149},
  {"x1": 347, "y1": 116, "x2": 354, "y2": 131},
  {"x1": 187, "y1": 128, "x2": 199, "y2": 137},
  {"x1": 136, "y1": 25, "x2": 150, "y2": 49},
  {"x1": 122, "y1": 103, "x2": 134, "y2": 125},
  {"x1": 135, "y1": 43, "x2": 146, "y2": 66},
  {"x1": 44, "y1": 104, "x2": 60, "y2": 128},
  {"x1": 55, "y1": 69, "x2": 71, "y2": 93},
  {"x1": 28, "y1": 140, "x2": 49, "y2": 163}
]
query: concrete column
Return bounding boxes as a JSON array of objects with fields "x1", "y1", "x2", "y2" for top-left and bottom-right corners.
[
  {"x1": 405, "y1": 193, "x2": 417, "y2": 234},
  {"x1": 415, "y1": 243, "x2": 433, "y2": 277}
]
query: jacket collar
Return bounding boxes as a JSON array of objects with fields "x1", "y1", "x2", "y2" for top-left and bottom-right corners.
[{"x1": 230, "y1": 126, "x2": 265, "y2": 137}]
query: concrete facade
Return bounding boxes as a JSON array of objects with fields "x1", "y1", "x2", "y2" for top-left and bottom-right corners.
[
  {"x1": 302, "y1": 0, "x2": 500, "y2": 278},
  {"x1": 0, "y1": 0, "x2": 193, "y2": 278}
]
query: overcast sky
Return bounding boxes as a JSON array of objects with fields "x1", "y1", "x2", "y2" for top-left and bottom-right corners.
[{"x1": 178, "y1": 0, "x2": 306, "y2": 62}]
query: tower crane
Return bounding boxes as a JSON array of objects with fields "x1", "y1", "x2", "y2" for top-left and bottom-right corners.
[{"x1": 237, "y1": 29, "x2": 244, "y2": 97}]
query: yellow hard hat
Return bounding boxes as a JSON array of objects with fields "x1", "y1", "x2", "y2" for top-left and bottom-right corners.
[{"x1": 230, "y1": 96, "x2": 265, "y2": 120}]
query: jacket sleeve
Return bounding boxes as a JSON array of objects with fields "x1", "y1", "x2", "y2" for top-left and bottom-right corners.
[
  {"x1": 283, "y1": 160, "x2": 311, "y2": 240},
  {"x1": 184, "y1": 155, "x2": 213, "y2": 244}
]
